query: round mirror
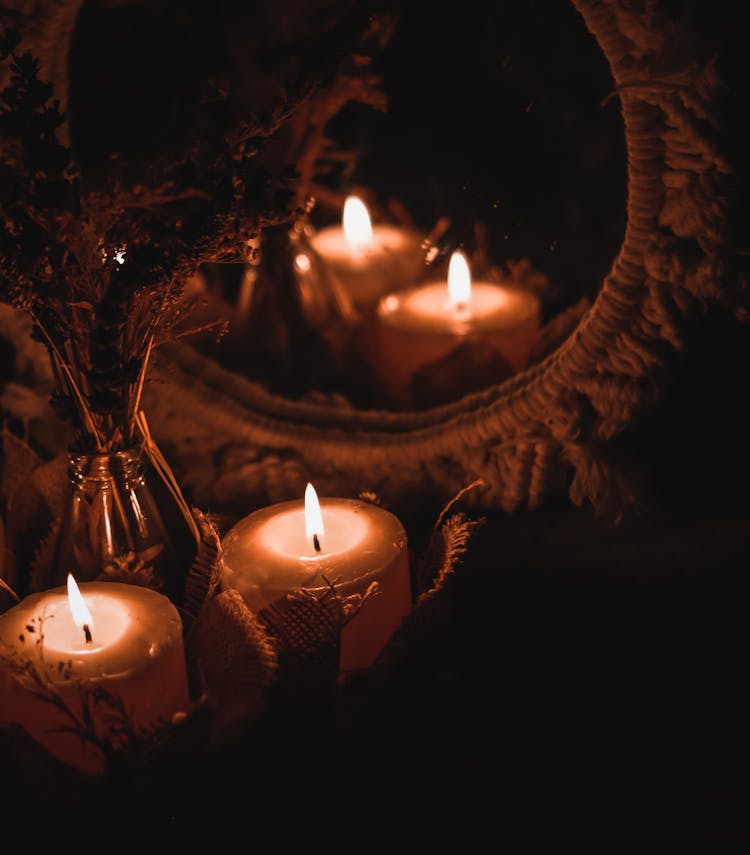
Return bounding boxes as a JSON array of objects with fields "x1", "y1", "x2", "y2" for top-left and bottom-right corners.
[
  {"x1": 1, "y1": 0, "x2": 735, "y2": 518},
  {"x1": 61, "y1": 1, "x2": 622, "y2": 411}
]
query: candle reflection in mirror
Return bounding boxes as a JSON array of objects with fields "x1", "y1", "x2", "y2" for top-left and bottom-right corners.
[
  {"x1": 308, "y1": 194, "x2": 426, "y2": 315},
  {"x1": 373, "y1": 250, "x2": 541, "y2": 408}
]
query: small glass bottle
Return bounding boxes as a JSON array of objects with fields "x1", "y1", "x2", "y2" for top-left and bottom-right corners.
[{"x1": 64, "y1": 446, "x2": 182, "y2": 600}]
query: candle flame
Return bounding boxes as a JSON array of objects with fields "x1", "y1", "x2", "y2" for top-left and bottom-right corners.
[
  {"x1": 448, "y1": 251, "x2": 472, "y2": 307},
  {"x1": 304, "y1": 482, "x2": 325, "y2": 543},
  {"x1": 67, "y1": 573, "x2": 94, "y2": 635},
  {"x1": 343, "y1": 195, "x2": 373, "y2": 249}
]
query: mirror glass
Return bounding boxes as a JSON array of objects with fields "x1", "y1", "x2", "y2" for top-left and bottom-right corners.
[{"x1": 67, "y1": 0, "x2": 626, "y2": 411}]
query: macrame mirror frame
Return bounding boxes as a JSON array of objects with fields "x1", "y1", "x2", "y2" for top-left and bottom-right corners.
[{"x1": 7, "y1": 0, "x2": 740, "y2": 517}]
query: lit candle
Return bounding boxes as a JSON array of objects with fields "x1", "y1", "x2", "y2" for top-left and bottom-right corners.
[
  {"x1": 373, "y1": 250, "x2": 541, "y2": 408},
  {"x1": 0, "y1": 576, "x2": 189, "y2": 773},
  {"x1": 308, "y1": 195, "x2": 426, "y2": 314},
  {"x1": 220, "y1": 483, "x2": 411, "y2": 673}
]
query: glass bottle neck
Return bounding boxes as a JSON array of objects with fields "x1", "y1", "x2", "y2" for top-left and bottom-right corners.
[{"x1": 68, "y1": 447, "x2": 146, "y2": 486}]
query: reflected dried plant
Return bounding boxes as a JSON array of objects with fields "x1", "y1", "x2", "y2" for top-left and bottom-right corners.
[
  {"x1": 1, "y1": 9, "x2": 391, "y2": 451},
  {"x1": 0, "y1": 26, "x2": 296, "y2": 451}
]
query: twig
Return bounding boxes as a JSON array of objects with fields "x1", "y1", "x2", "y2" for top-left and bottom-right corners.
[
  {"x1": 168, "y1": 318, "x2": 229, "y2": 342},
  {"x1": 109, "y1": 465, "x2": 136, "y2": 553},
  {"x1": 31, "y1": 316, "x2": 103, "y2": 450},
  {"x1": 126, "y1": 333, "x2": 153, "y2": 445},
  {"x1": 0, "y1": 577, "x2": 20, "y2": 604},
  {"x1": 136, "y1": 410, "x2": 201, "y2": 547}
]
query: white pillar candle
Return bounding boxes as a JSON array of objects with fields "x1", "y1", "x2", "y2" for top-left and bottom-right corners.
[
  {"x1": 308, "y1": 195, "x2": 425, "y2": 315},
  {"x1": 0, "y1": 577, "x2": 189, "y2": 773},
  {"x1": 220, "y1": 484, "x2": 411, "y2": 673},
  {"x1": 373, "y1": 250, "x2": 541, "y2": 408}
]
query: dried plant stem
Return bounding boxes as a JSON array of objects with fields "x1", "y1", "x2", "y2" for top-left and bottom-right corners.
[
  {"x1": 169, "y1": 318, "x2": 228, "y2": 342},
  {"x1": 31, "y1": 316, "x2": 103, "y2": 449},
  {"x1": 109, "y1": 473, "x2": 136, "y2": 553},
  {"x1": 46, "y1": 348, "x2": 66, "y2": 403},
  {"x1": 0, "y1": 577, "x2": 20, "y2": 603},
  {"x1": 136, "y1": 410, "x2": 201, "y2": 547},
  {"x1": 126, "y1": 333, "x2": 153, "y2": 445}
]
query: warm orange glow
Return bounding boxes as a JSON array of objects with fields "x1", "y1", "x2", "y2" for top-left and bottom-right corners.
[
  {"x1": 67, "y1": 573, "x2": 94, "y2": 635},
  {"x1": 343, "y1": 195, "x2": 373, "y2": 249},
  {"x1": 304, "y1": 482, "x2": 325, "y2": 542},
  {"x1": 448, "y1": 251, "x2": 472, "y2": 307}
]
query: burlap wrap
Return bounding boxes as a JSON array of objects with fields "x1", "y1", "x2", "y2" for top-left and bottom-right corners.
[{"x1": 1, "y1": 427, "x2": 481, "y2": 785}]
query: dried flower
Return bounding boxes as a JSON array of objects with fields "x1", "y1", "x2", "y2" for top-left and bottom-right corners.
[
  {"x1": 1, "y1": 8, "x2": 396, "y2": 450},
  {"x1": 0, "y1": 27, "x2": 298, "y2": 451}
]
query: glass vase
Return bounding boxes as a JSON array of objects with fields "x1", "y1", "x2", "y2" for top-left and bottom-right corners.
[{"x1": 62, "y1": 446, "x2": 182, "y2": 600}]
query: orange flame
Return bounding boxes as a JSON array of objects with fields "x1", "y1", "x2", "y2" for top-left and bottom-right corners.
[
  {"x1": 67, "y1": 573, "x2": 94, "y2": 636},
  {"x1": 343, "y1": 195, "x2": 373, "y2": 249},
  {"x1": 304, "y1": 482, "x2": 325, "y2": 543},
  {"x1": 448, "y1": 250, "x2": 472, "y2": 307}
]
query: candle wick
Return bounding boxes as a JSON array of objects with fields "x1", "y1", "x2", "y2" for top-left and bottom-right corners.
[
  {"x1": 83, "y1": 624, "x2": 93, "y2": 644},
  {"x1": 313, "y1": 533, "x2": 321, "y2": 553}
]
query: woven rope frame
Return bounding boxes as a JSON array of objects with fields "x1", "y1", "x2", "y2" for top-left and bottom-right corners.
[{"x1": 3, "y1": 0, "x2": 740, "y2": 515}]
